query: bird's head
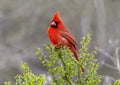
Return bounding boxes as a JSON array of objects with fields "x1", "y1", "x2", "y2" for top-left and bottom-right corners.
[{"x1": 50, "y1": 12, "x2": 65, "y2": 29}]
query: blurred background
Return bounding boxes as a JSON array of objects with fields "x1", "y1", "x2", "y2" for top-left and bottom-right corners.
[{"x1": 0, "y1": 0, "x2": 120, "y2": 85}]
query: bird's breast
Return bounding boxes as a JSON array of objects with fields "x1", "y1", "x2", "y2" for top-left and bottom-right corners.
[
  {"x1": 48, "y1": 28, "x2": 59, "y2": 45},
  {"x1": 48, "y1": 27, "x2": 70, "y2": 47}
]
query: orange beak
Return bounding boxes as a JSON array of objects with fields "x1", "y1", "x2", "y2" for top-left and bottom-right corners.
[{"x1": 51, "y1": 21, "x2": 56, "y2": 26}]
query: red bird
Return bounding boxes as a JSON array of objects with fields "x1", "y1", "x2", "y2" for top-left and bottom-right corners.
[{"x1": 47, "y1": 12, "x2": 84, "y2": 72}]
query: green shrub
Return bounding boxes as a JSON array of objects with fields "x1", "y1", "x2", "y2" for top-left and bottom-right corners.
[
  {"x1": 114, "y1": 80, "x2": 120, "y2": 85},
  {"x1": 37, "y1": 34, "x2": 101, "y2": 85},
  {"x1": 4, "y1": 34, "x2": 120, "y2": 85},
  {"x1": 4, "y1": 63, "x2": 46, "y2": 85}
]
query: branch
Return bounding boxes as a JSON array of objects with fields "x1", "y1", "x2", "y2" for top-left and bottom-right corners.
[
  {"x1": 115, "y1": 47, "x2": 120, "y2": 75},
  {"x1": 51, "y1": 71, "x2": 59, "y2": 85},
  {"x1": 95, "y1": 46, "x2": 115, "y2": 64},
  {"x1": 58, "y1": 52, "x2": 73, "y2": 85}
]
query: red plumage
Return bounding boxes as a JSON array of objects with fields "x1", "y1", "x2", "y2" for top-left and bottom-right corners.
[{"x1": 47, "y1": 12, "x2": 84, "y2": 72}]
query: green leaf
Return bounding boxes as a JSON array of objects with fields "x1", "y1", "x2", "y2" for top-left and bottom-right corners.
[{"x1": 114, "y1": 80, "x2": 120, "y2": 85}]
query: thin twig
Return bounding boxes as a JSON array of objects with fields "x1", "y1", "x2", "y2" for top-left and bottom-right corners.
[
  {"x1": 58, "y1": 51, "x2": 73, "y2": 85},
  {"x1": 51, "y1": 71, "x2": 59, "y2": 85},
  {"x1": 115, "y1": 47, "x2": 120, "y2": 75},
  {"x1": 104, "y1": 63, "x2": 117, "y2": 70},
  {"x1": 95, "y1": 46, "x2": 120, "y2": 72},
  {"x1": 95, "y1": 46, "x2": 115, "y2": 64},
  {"x1": 77, "y1": 69, "x2": 81, "y2": 84},
  {"x1": 85, "y1": 60, "x2": 98, "y2": 83}
]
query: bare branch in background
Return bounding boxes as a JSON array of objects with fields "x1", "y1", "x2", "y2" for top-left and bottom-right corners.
[{"x1": 115, "y1": 47, "x2": 120, "y2": 75}]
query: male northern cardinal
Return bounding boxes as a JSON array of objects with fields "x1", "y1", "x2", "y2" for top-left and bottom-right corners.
[{"x1": 47, "y1": 12, "x2": 84, "y2": 72}]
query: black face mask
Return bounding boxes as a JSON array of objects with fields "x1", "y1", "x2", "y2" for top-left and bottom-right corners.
[{"x1": 51, "y1": 21, "x2": 59, "y2": 28}]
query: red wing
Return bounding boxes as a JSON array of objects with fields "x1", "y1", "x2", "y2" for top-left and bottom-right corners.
[{"x1": 59, "y1": 28, "x2": 77, "y2": 47}]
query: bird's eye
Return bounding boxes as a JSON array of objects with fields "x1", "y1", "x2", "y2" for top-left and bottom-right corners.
[{"x1": 51, "y1": 21, "x2": 58, "y2": 28}]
